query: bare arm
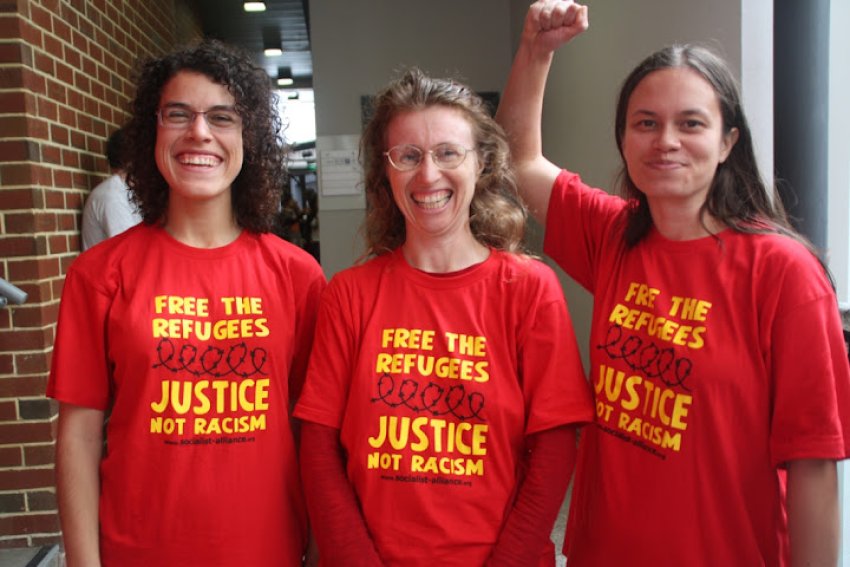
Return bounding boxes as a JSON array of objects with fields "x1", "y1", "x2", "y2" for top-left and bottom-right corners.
[
  {"x1": 496, "y1": 0, "x2": 588, "y2": 224},
  {"x1": 786, "y1": 459, "x2": 839, "y2": 567},
  {"x1": 56, "y1": 402, "x2": 105, "y2": 567}
]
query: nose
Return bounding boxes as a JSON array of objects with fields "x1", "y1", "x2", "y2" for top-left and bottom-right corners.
[
  {"x1": 414, "y1": 152, "x2": 441, "y2": 182},
  {"x1": 654, "y1": 123, "x2": 680, "y2": 151},
  {"x1": 186, "y1": 112, "x2": 212, "y2": 139}
]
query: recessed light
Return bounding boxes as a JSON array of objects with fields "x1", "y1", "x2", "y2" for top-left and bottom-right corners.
[{"x1": 244, "y1": 2, "x2": 266, "y2": 12}]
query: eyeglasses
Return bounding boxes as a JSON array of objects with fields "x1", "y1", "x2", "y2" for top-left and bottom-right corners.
[
  {"x1": 157, "y1": 105, "x2": 242, "y2": 131},
  {"x1": 384, "y1": 143, "x2": 475, "y2": 171}
]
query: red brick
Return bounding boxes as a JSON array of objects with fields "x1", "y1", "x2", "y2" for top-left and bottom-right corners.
[
  {"x1": 24, "y1": 444, "x2": 55, "y2": 467},
  {"x1": 6, "y1": 212, "x2": 58, "y2": 233},
  {"x1": 0, "y1": 116, "x2": 28, "y2": 137},
  {"x1": 0, "y1": 446, "x2": 22, "y2": 468},
  {"x1": 8, "y1": 258, "x2": 61, "y2": 281},
  {"x1": 55, "y1": 60, "x2": 73, "y2": 85},
  {"x1": 0, "y1": 42, "x2": 22, "y2": 64},
  {"x1": 0, "y1": 91, "x2": 31, "y2": 113},
  {"x1": 33, "y1": 50, "x2": 53, "y2": 74},
  {"x1": 47, "y1": 235, "x2": 68, "y2": 255},
  {"x1": 10, "y1": 302, "x2": 60, "y2": 328},
  {"x1": 0, "y1": 376, "x2": 48, "y2": 398},
  {"x1": 0, "y1": 399, "x2": 16, "y2": 420},
  {"x1": 52, "y1": 16, "x2": 71, "y2": 43},
  {"x1": 0, "y1": 65, "x2": 23, "y2": 89},
  {"x1": 0, "y1": 140, "x2": 39, "y2": 161},
  {"x1": 29, "y1": 4, "x2": 52, "y2": 33},
  {"x1": 0, "y1": 327, "x2": 51, "y2": 351},
  {"x1": 37, "y1": 97, "x2": 58, "y2": 122},
  {"x1": 0, "y1": 188, "x2": 44, "y2": 209},
  {"x1": 50, "y1": 124, "x2": 69, "y2": 146},
  {"x1": 0, "y1": 512, "x2": 60, "y2": 535},
  {"x1": 0, "y1": 354, "x2": 14, "y2": 374},
  {"x1": 0, "y1": 421, "x2": 53, "y2": 445},
  {"x1": 40, "y1": 145, "x2": 61, "y2": 165},
  {"x1": 0, "y1": 236, "x2": 38, "y2": 257}
]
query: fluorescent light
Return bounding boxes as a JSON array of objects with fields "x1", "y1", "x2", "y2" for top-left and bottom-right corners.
[
  {"x1": 244, "y1": 2, "x2": 266, "y2": 12},
  {"x1": 277, "y1": 66, "x2": 294, "y2": 86},
  {"x1": 264, "y1": 48, "x2": 283, "y2": 57}
]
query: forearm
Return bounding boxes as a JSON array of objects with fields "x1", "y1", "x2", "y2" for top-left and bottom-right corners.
[
  {"x1": 56, "y1": 403, "x2": 105, "y2": 567},
  {"x1": 787, "y1": 459, "x2": 839, "y2": 567},
  {"x1": 299, "y1": 421, "x2": 383, "y2": 567},
  {"x1": 487, "y1": 425, "x2": 577, "y2": 567},
  {"x1": 496, "y1": 39, "x2": 552, "y2": 166}
]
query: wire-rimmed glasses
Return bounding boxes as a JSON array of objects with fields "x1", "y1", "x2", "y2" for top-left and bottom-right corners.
[{"x1": 384, "y1": 143, "x2": 475, "y2": 171}]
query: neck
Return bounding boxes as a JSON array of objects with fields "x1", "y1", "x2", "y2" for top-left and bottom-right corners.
[
  {"x1": 401, "y1": 233, "x2": 490, "y2": 273},
  {"x1": 164, "y1": 200, "x2": 241, "y2": 249},
  {"x1": 648, "y1": 200, "x2": 724, "y2": 241}
]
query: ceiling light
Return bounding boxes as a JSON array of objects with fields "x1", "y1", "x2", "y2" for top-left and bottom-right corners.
[
  {"x1": 277, "y1": 67, "x2": 294, "y2": 87},
  {"x1": 263, "y1": 27, "x2": 283, "y2": 57},
  {"x1": 244, "y1": 2, "x2": 266, "y2": 12}
]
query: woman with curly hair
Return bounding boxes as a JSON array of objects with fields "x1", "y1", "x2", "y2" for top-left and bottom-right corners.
[
  {"x1": 294, "y1": 68, "x2": 593, "y2": 566},
  {"x1": 49, "y1": 40, "x2": 325, "y2": 567}
]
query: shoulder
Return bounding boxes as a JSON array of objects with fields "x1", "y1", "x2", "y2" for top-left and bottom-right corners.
[
  {"x1": 729, "y1": 230, "x2": 834, "y2": 306},
  {"x1": 491, "y1": 251, "x2": 564, "y2": 299},
  {"x1": 65, "y1": 224, "x2": 153, "y2": 290},
  {"x1": 253, "y1": 233, "x2": 324, "y2": 278}
]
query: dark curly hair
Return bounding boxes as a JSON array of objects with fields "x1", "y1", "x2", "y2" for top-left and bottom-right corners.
[
  {"x1": 124, "y1": 39, "x2": 285, "y2": 232},
  {"x1": 360, "y1": 68, "x2": 526, "y2": 258}
]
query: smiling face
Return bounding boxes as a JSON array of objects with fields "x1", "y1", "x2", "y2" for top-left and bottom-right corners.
[
  {"x1": 155, "y1": 71, "x2": 244, "y2": 212},
  {"x1": 621, "y1": 67, "x2": 738, "y2": 213},
  {"x1": 385, "y1": 106, "x2": 480, "y2": 245}
]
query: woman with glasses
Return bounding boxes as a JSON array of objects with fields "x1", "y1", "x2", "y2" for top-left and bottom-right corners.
[
  {"x1": 496, "y1": 1, "x2": 850, "y2": 565},
  {"x1": 48, "y1": 40, "x2": 325, "y2": 567},
  {"x1": 293, "y1": 68, "x2": 593, "y2": 566}
]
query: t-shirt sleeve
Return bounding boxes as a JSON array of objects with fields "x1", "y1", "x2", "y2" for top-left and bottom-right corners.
[
  {"x1": 519, "y1": 262, "x2": 595, "y2": 436},
  {"x1": 46, "y1": 263, "x2": 113, "y2": 410},
  {"x1": 543, "y1": 169, "x2": 627, "y2": 293},
  {"x1": 293, "y1": 279, "x2": 353, "y2": 429},
  {"x1": 768, "y1": 251, "x2": 850, "y2": 466}
]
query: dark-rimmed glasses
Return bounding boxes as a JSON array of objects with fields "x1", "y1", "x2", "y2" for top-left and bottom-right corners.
[{"x1": 156, "y1": 105, "x2": 242, "y2": 131}]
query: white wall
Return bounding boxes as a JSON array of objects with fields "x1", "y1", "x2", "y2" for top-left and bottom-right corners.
[{"x1": 310, "y1": 0, "x2": 513, "y2": 279}]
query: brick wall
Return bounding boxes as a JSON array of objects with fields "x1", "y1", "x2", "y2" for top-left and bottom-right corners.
[{"x1": 0, "y1": 0, "x2": 201, "y2": 550}]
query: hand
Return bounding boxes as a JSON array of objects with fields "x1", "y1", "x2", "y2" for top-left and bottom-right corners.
[{"x1": 523, "y1": 0, "x2": 589, "y2": 56}]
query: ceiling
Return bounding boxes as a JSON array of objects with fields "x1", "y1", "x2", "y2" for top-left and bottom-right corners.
[{"x1": 192, "y1": 0, "x2": 313, "y2": 89}]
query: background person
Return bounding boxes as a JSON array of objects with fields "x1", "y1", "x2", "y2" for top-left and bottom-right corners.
[
  {"x1": 293, "y1": 68, "x2": 593, "y2": 567},
  {"x1": 496, "y1": 2, "x2": 850, "y2": 566},
  {"x1": 81, "y1": 126, "x2": 141, "y2": 250},
  {"x1": 48, "y1": 40, "x2": 325, "y2": 567}
]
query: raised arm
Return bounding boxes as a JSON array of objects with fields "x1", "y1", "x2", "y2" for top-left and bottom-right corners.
[{"x1": 496, "y1": 0, "x2": 588, "y2": 224}]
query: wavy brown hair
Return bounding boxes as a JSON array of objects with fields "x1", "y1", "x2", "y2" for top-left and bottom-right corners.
[
  {"x1": 360, "y1": 68, "x2": 526, "y2": 258},
  {"x1": 124, "y1": 39, "x2": 285, "y2": 232}
]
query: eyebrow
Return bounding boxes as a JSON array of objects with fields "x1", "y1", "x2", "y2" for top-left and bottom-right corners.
[
  {"x1": 631, "y1": 108, "x2": 712, "y2": 119},
  {"x1": 160, "y1": 102, "x2": 237, "y2": 112}
]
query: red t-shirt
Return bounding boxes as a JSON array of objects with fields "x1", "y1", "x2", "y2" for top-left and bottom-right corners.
[
  {"x1": 545, "y1": 170, "x2": 850, "y2": 567},
  {"x1": 48, "y1": 224, "x2": 326, "y2": 567},
  {"x1": 295, "y1": 249, "x2": 594, "y2": 567}
]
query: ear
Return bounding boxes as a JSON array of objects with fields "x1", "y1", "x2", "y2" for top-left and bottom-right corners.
[{"x1": 719, "y1": 127, "x2": 739, "y2": 163}]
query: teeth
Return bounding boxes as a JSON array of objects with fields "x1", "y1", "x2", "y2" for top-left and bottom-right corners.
[
  {"x1": 413, "y1": 190, "x2": 451, "y2": 209},
  {"x1": 178, "y1": 154, "x2": 219, "y2": 166}
]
